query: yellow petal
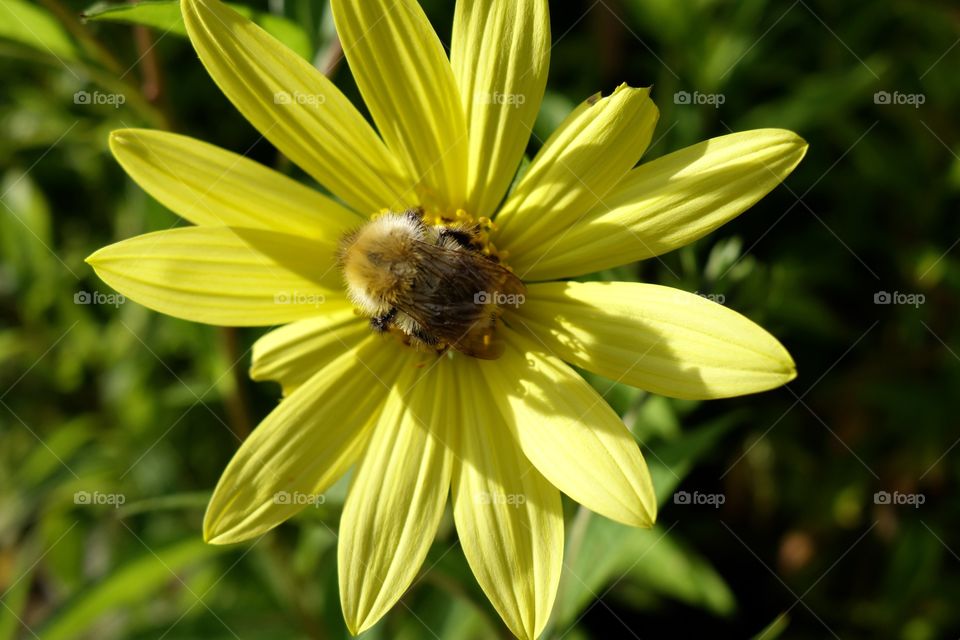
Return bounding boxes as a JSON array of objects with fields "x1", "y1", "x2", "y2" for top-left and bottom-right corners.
[
  {"x1": 181, "y1": 0, "x2": 414, "y2": 214},
  {"x1": 515, "y1": 281, "x2": 796, "y2": 400},
  {"x1": 250, "y1": 303, "x2": 369, "y2": 396},
  {"x1": 110, "y1": 129, "x2": 361, "y2": 240},
  {"x1": 494, "y1": 84, "x2": 658, "y2": 256},
  {"x1": 339, "y1": 359, "x2": 455, "y2": 634},
  {"x1": 511, "y1": 129, "x2": 808, "y2": 280},
  {"x1": 204, "y1": 336, "x2": 413, "y2": 544},
  {"x1": 451, "y1": 358, "x2": 562, "y2": 640},
  {"x1": 86, "y1": 226, "x2": 341, "y2": 326},
  {"x1": 331, "y1": 0, "x2": 468, "y2": 208},
  {"x1": 450, "y1": 0, "x2": 550, "y2": 218},
  {"x1": 479, "y1": 331, "x2": 656, "y2": 528}
]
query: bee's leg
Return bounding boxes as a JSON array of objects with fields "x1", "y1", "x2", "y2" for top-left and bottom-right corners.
[
  {"x1": 413, "y1": 328, "x2": 440, "y2": 347},
  {"x1": 411, "y1": 325, "x2": 440, "y2": 346},
  {"x1": 370, "y1": 307, "x2": 397, "y2": 333},
  {"x1": 437, "y1": 227, "x2": 475, "y2": 249}
]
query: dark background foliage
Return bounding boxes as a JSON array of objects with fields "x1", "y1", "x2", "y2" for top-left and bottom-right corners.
[{"x1": 1, "y1": 0, "x2": 957, "y2": 638}]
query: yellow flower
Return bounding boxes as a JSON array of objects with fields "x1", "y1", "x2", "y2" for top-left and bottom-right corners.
[{"x1": 86, "y1": 0, "x2": 806, "y2": 637}]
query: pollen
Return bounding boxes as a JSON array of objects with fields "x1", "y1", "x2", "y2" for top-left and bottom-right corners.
[{"x1": 378, "y1": 206, "x2": 509, "y2": 264}]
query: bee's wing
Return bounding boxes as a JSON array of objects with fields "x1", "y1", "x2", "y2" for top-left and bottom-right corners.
[
  {"x1": 448, "y1": 321, "x2": 509, "y2": 359},
  {"x1": 395, "y1": 242, "x2": 524, "y2": 359}
]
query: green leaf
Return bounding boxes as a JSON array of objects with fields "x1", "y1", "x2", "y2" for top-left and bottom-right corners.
[
  {"x1": 622, "y1": 527, "x2": 736, "y2": 616},
  {"x1": 1, "y1": 169, "x2": 53, "y2": 260},
  {"x1": 552, "y1": 416, "x2": 742, "y2": 628},
  {"x1": 1, "y1": 169, "x2": 62, "y2": 317},
  {"x1": 646, "y1": 413, "x2": 741, "y2": 506},
  {"x1": 628, "y1": 395, "x2": 681, "y2": 442},
  {"x1": 82, "y1": 1, "x2": 185, "y2": 35},
  {"x1": 557, "y1": 520, "x2": 735, "y2": 627},
  {"x1": 18, "y1": 418, "x2": 94, "y2": 488},
  {"x1": 82, "y1": 0, "x2": 312, "y2": 60},
  {"x1": 0, "y1": 0, "x2": 80, "y2": 61},
  {"x1": 752, "y1": 614, "x2": 790, "y2": 640},
  {"x1": 38, "y1": 538, "x2": 226, "y2": 640},
  {"x1": 532, "y1": 91, "x2": 577, "y2": 144}
]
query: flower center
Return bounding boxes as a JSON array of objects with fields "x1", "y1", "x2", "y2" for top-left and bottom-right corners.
[
  {"x1": 338, "y1": 207, "x2": 524, "y2": 360},
  {"x1": 419, "y1": 208, "x2": 504, "y2": 259}
]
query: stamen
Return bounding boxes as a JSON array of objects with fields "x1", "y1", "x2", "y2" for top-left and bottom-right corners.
[{"x1": 414, "y1": 207, "x2": 507, "y2": 262}]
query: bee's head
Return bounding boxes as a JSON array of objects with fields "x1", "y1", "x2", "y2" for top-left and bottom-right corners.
[{"x1": 339, "y1": 212, "x2": 424, "y2": 314}]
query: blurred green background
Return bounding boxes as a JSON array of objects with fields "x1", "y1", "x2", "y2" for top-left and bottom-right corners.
[{"x1": 1, "y1": 0, "x2": 958, "y2": 638}]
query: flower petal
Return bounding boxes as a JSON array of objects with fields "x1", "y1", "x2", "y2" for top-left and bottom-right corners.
[
  {"x1": 511, "y1": 129, "x2": 808, "y2": 280},
  {"x1": 450, "y1": 0, "x2": 550, "y2": 218},
  {"x1": 479, "y1": 331, "x2": 656, "y2": 528},
  {"x1": 515, "y1": 281, "x2": 796, "y2": 400},
  {"x1": 86, "y1": 226, "x2": 341, "y2": 326},
  {"x1": 204, "y1": 336, "x2": 412, "y2": 544},
  {"x1": 181, "y1": 0, "x2": 414, "y2": 214},
  {"x1": 250, "y1": 303, "x2": 369, "y2": 396},
  {"x1": 110, "y1": 129, "x2": 361, "y2": 240},
  {"x1": 494, "y1": 84, "x2": 658, "y2": 256},
  {"x1": 338, "y1": 359, "x2": 455, "y2": 634},
  {"x1": 451, "y1": 358, "x2": 562, "y2": 640},
  {"x1": 331, "y1": 0, "x2": 468, "y2": 208}
]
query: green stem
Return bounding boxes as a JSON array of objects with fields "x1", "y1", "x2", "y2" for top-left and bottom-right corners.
[
  {"x1": 219, "y1": 327, "x2": 253, "y2": 441},
  {"x1": 41, "y1": 0, "x2": 173, "y2": 128},
  {"x1": 131, "y1": 24, "x2": 176, "y2": 130},
  {"x1": 39, "y1": 0, "x2": 124, "y2": 75},
  {"x1": 83, "y1": 64, "x2": 169, "y2": 128}
]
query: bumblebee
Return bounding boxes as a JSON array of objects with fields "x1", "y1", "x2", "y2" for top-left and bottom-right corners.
[{"x1": 338, "y1": 209, "x2": 525, "y2": 359}]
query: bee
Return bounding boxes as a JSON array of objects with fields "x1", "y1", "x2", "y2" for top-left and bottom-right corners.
[{"x1": 338, "y1": 209, "x2": 525, "y2": 359}]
